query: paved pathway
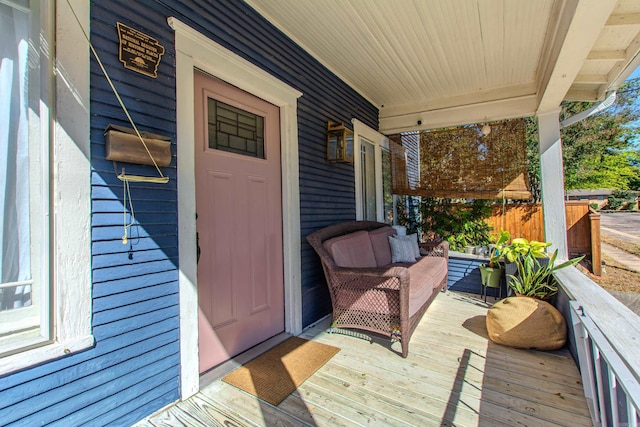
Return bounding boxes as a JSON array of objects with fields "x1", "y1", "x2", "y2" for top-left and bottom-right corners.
[{"x1": 601, "y1": 242, "x2": 640, "y2": 273}]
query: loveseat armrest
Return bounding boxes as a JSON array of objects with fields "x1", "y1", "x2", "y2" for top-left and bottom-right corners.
[{"x1": 419, "y1": 240, "x2": 449, "y2": 259}]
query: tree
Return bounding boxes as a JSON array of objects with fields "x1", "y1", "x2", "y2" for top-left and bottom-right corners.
[{"x1": 526, "y1": 79, "x2": 640, "y2": 199}]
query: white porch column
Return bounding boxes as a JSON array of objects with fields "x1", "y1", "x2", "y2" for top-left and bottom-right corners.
[{"x1": 537, "y1": 109, "x2": 568, "y2": 260}]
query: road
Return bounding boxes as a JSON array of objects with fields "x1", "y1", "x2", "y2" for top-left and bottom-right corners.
[{"x1": 600, "y1": 212, "x2": 640, "y2": 244}]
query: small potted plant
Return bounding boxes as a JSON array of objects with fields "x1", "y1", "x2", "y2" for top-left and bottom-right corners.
[
  {"x1": 506, "y1": 240, "x2": 584, "y2": 300},
  {"x1": 479, "y1": 230, "x2": 510, "y2": 295}
]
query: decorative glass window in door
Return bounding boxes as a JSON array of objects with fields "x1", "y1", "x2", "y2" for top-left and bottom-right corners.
[{"x1": 207, "y1": 98, "x2": 265, "y2": 159}]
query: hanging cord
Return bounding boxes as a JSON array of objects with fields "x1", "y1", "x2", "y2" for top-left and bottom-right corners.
[
  {"x1": 66, "y1": 0, "x2": 168, "y2": 183},
  {"x1": 122, "y1": 172, "x2": 135, "y2": 245},
  {"x1": 501, "y1": 173, "x2": 507, "y2": 231}
]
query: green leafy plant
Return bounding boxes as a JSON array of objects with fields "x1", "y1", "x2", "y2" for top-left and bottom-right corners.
[
  {"x1": 507, "y1": 248, "x2": 584, "y2": 299},
  {"x1": 501, "y1": 238, "x2": 550, "y2": 263},
  {"x1": 487, "y1": 230, "x2": 510, "y2": 268},
  {"x1": 479, "y1": 230, "x2": 510, "y2": 298}
]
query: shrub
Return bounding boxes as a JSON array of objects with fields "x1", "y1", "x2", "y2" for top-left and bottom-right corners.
[
  {"x1": 607, "y1": 190, "x2": 635, "y2": 210},
  {"x1": 397, "y1": 197, "x2": 492, "y2": 251}
]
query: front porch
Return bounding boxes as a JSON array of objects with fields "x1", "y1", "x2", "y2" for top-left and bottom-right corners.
[{"x1": 136, "y1": 290, "x2": 590, "y2": 426}]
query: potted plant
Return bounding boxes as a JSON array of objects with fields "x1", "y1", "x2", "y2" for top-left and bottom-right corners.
[
  {"x1": 479, "y1": 230, "x2": 510, "y2": 297},
  {"x1": 506, "y1": 241, "x2": 584, "y2": 300},
  {"x1": 502, "y1": 238, "x2": 551, "y2": 291}
]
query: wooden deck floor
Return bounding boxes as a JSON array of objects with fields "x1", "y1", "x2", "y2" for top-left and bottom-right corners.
[{"x1": 136, "y1": 291, "x2": 592, "y2": 426}]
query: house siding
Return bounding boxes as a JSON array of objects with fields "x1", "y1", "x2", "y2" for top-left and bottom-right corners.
[{"x1": 0, "y1": 0, "x2": 377, "y2": 425}]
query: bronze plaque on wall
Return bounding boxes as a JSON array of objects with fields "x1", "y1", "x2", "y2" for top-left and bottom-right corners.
[{"x1": 116, "y1": 22, "x2": 165, "y2": 78}]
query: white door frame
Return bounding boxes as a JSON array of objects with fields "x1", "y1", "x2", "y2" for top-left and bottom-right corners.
[
  {"x1": 353, "y1": 119, "x2": 389, "y2": 222},
  {"x1": 169, "y1": 17, "x2": 303, "y2": 399}
]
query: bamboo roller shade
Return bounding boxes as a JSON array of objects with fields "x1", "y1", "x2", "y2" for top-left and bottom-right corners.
[{"x1": 389, "y1": 119, "x2": 531, "y2": 200}]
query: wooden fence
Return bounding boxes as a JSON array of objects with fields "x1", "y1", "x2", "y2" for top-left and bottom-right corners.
[{"x1": 485, "y1": 201, "x2": 602, "y2": 275}]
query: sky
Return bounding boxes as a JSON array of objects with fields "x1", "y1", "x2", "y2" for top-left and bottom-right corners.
[
  {"x1": 627, "y1": 64, "x2": 640, "y2": 81},
  {"x1": 624, "y1": 66, "x2": 640, "y2": 148}
]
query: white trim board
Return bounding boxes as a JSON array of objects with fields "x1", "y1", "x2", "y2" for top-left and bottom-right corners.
[{"x1": 169, "y1": 17, "x2": 303, "y2": 400}]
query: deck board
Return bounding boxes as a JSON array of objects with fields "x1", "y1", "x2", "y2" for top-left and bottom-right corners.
[{"x1": 135, "y1": 291, "x2": 592, "y2": 426}]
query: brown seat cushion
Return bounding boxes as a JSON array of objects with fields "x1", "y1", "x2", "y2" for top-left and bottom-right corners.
[
  {"x1": 486, "y1": 297, "x2": 567, "y2": 351},
  {"x1": 323, "y1": 230, "x2": 377, "y2": 268},
  {"x1": 406, "y1": 256, "x2": 447, "y2": 317}
]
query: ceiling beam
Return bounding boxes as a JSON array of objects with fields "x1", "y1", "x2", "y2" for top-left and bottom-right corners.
[
  {"x1": 606, "y1": 13, "x2": 640, "y2": 26},
  {"x1": 586, "y1": 50, "x2": 627, "y2": 61},
  {"x1": 573, "y1": 74, "x2": 609, "y2": 84},
  {"x1": 565, "y1": 88, "x2": 600, "y2": 101},
  {"x1": 379, "y1": 95, "x2": 537, "y2": 134},
  {"x1": 537, "y1": 0, "x2": 618, "y2": 113}
]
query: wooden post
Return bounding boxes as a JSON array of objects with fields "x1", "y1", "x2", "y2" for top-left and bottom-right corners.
[{"x1": 590, "y1": 211, "x2": 602, "y2": 276}]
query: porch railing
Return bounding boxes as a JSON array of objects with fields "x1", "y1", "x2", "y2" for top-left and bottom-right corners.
[
  {"x1": 570, "y1": 301, "x2": 640, "y2": 426},
  {"x1": 556, "y1": 268, "x2": 640, "y2": 426}
]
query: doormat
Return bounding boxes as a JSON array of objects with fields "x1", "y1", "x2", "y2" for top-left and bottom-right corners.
[{"x1": 222, "y1": 336, "x2": 340, "y2": 406}]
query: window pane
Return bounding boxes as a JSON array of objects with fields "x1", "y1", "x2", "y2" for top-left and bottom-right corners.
[
  {"x1": 1, "y1": 1, "x2": 31, "y2": 286},
  {"x1": 207, "y1": 98, "x2": 265, "y2": 159},
  {"x1": 0, "y1": 0, "x2": 47, "y2": 354}
]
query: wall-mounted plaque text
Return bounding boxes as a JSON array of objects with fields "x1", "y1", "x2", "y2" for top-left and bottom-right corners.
[{"x1": 116, "y1": 22, "x2": 165, "y2": 78}]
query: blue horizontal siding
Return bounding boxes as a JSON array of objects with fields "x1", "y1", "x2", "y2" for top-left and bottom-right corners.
[
  {"x1": 0, "y1": 0, "x2": 378, "y2": 424},
  {"x1": 93, "y1": 270, "x2": 178, "y2": 298},
  {"x1": 447, "y1": 256, "x2": 507, "y2": 297},
  {"x1": 149, "y1": 0, "x2": 377, "y2": 324}
]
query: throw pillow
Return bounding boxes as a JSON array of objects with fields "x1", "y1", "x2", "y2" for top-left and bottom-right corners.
[
  {"x1": 392, "y1": 233, "x2": 420, "y2": 259},
  {"x1": 388, "y1": 235, "x2": 417, "y2": 263}
]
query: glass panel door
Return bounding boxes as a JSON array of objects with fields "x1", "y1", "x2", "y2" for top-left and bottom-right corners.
[{"x1": 360, "y1": 138, "x2": 377, "y2": 221}]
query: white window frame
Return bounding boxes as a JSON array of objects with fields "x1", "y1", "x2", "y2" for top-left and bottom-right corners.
[
  {"x1": 353, "y1": 119, "x2": 389, "y2": 222},
  {"x1": 0, "y1": 0, "x2": 92, "y2": 375}
]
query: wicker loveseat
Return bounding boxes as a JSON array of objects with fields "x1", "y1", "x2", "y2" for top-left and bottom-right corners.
[{"x1": 307, "y1": 221, "x2": 449, "y2": 357}]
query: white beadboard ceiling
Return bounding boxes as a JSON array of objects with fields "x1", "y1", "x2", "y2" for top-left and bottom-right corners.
[{"x1": 245, "y1": 0, "x2": 640, "y2": 133}]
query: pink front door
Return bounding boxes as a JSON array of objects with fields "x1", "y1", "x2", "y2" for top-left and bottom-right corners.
[{"x1": 194, "y1": 70, "x2": 284, "y2": 373}]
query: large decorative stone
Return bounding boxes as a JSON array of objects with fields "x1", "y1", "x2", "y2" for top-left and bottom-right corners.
[{"x1": 486, "y1": 297, "x2": 567, "y2": 350}]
